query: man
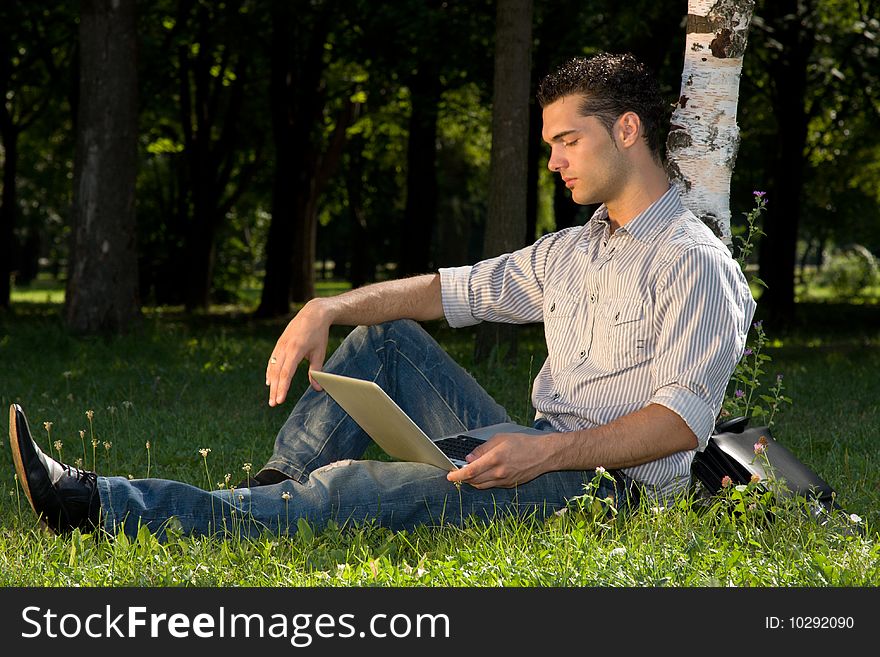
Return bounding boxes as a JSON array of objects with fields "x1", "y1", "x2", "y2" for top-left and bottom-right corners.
[{"x1": 10, "y1": 52, "x2": 755, "y2": 538}]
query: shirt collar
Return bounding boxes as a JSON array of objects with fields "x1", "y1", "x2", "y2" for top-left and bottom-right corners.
[{"x1": 586, "y1": 184, "x2": 684, "y2": 244}]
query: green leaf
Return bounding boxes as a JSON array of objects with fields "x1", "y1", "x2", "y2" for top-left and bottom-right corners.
[{"x1": 297, "y1": 518, "x2": 315, "y2": 545}]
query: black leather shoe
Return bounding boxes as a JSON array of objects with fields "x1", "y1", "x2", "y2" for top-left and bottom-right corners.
[
  {"x1": 235, "y1": 468, "x2": 292, "y2": 489},
  {"x1": 9, "y1": 403, "x2": 101, "y2": 534}
]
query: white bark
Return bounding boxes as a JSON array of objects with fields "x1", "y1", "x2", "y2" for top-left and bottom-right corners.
[{"x1": 667, "y1": 0, "x2": 755, "y2": 245}]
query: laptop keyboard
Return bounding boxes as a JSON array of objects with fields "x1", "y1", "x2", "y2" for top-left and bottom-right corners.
[{"x1": 433, "y1": 435, "x2": 484, "y2": 461}]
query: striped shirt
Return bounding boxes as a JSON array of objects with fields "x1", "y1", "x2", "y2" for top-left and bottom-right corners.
[{"x1": 439, "y1": 186, "x2": 756, "y2": 499}]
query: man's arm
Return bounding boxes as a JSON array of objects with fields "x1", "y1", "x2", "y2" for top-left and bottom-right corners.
[
  {"x1": 266, "y1": 274, "x2": 443, "y2": 406},
  {"x1": 449, "y1": 240, "x2": 754, "y2": 489},
  {"x1": 447, "y1": 404, "x2": 696, "y2": 488}
]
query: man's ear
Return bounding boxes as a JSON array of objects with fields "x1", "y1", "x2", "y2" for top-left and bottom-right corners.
[{"x1": 616, "y1": 111, "x2": 642, "y2": 148}]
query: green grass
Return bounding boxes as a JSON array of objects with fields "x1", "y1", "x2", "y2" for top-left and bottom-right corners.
[
  {"x1": 0, "y1": 294, "x2": 878, "y2": 586},
  {"x1": 11, "y1": 276, "x2": 365, "y2": 313},
  {"x1": 9, "y1": 278, "x2": 66, "y2": 305}
]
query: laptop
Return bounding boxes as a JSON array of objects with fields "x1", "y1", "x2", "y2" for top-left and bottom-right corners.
[{"x1": 309, "y1": 370, "x2": 549, "y2": 471}]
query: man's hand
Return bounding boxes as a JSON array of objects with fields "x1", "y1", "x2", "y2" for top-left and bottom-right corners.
[
  {"x1": 446, "y1": 433, "x2": 550, "y2": 489},
  {"x1": 445, "y1": 405, "x2": 698, "y2": 489},
  {"x1": 266, "y1": 300, "x2": 331, "y2": 406},
  {"x1": 263, "y1": 274, "x2": 444, "y2": 407}
]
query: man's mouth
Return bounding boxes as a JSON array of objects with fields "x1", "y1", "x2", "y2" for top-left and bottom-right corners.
[{"x1": 562, "y1": 177, "x2": 577, "y2": 188}]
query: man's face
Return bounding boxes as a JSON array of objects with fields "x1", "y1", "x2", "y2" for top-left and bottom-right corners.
[{"x1": 541, "y1": 95, "x2": 627, "y2": 206}]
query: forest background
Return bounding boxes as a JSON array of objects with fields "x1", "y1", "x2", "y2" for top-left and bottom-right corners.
[{"x1": 2, "y1": 0, "x2": 879, "y2": 325}]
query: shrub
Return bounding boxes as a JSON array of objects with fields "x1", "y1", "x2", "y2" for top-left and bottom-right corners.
[{"x1": 813, "y1": 244, "x2": 880, "y2": 299}]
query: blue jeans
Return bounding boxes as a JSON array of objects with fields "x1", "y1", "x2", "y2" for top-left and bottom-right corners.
[{"x1": 97, "y1": 320, "x2": 625, "y2": 539}]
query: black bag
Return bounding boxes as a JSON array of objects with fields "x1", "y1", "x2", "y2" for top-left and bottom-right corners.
[{"x1": 691, "y1": 416, "x2": 841, "y2": 515}]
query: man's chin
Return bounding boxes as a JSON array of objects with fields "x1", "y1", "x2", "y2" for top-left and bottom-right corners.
[{"x1": 570, "y1": 191, "x2": 595, "y2": 206}]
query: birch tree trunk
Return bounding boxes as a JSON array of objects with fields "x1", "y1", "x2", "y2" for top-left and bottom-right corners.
[{"x1": 667, "y1": 0, "x2": 755, "y2": 244}]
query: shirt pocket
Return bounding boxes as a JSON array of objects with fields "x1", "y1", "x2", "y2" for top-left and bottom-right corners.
[
  {"x1": 543, "y1": 287, "x2": 581, "y2": 365},
  {"x1": 543, "y1": 287, "x2": 579, "y2": 320},
  {"x1": 593, "y1": 297, "x2": 652, "y2": 369}
]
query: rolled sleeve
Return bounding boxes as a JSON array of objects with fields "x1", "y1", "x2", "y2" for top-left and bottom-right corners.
[
  {"x1": 439, "y1": 231, "x2": 571, "y2": 328},
  {"x1": 649, "y1": 243, "x2": 756, "y2": 449},
  {"x1": 439, "y1": 266, "x2": 479, "y2": 328},
  {"x1": 650, "y1": 384, "x2": 716, "y2": 449}
]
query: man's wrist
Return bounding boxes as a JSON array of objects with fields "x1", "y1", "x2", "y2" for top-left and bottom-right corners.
[
  {"x1": 303, "y1": 297, "x2": 335, "y2": 327},
  {"x1": 538, "y1": 431, "x2": 570, "y2": 471}
]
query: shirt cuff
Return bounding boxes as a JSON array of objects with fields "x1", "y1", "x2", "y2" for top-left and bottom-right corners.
[
  {"x1": 439, "y1": 266, "x2": 479, "y2": 328},
  {"x1": 649, "y1": 384, "x2": 716, "y2": 450}
]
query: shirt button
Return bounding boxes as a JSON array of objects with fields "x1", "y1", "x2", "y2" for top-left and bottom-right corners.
[
  {"x1": 579, "y1": 349, "x2": 586, "y2": 358},
  {"x1": 589, "y1": 294, "x2": 596, "y2": 303}
]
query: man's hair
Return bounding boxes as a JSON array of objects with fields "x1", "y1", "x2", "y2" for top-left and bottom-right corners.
[{"x1": 536, "y1": 52, "x2": 666, "y2": 161}]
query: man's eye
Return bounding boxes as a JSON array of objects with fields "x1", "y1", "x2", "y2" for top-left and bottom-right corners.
[{"x1": 564, "y1": 139, "x2": 579, "y2": 147}]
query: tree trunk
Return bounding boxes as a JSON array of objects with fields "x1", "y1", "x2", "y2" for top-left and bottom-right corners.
[
  {"x1": 254, "y1": 0, "x2": 310, "y2": 317},
  {"x1": 667, "y1": 0, "x2": 755, "y2": 244},
  {"x1": 291, "y1": 183, "x2": 320, "y2": 302},
  {"x1": 757, "y1": 0, "x2": 814, "y2": 324},
  {"x1": 524, "y1": 97, "x2": 541, "y2": 242},
  {"x1": 345, "y1": 139, "x2": 373, "y2": 289},
  {"x1": 178, "y1": 1, "x2": 248, "y2": 311},
  {"x1": 398, "y1": 64, "x2": 441, "y2": 276},
  {"x1": 64, "y1": 0, "x2": 140, "y2": 333},
  {"x1": 0, "y1": 26, "x2": 19, "y2": 309},
  {"x1": 0, "y1": 124, "x2": 17, "y2": 309},
  {"x1": 18, "y1": 228, "x2": 40, "y2": 285},
  {"x1": 258, "y1": 118, "x2": 302, "y2": 316},
  {"x1": 473, "y1": 0, "x2": 533, "y2": 363},
  {"x1": 257, "y1": 1, "x2": 356, "y2": 315}
]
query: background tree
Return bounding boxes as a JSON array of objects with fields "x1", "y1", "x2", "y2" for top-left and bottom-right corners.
[
  {"x1": 357, "y1": 0, "x2": 494, "y2": 278},
  {"x1": 667, "y1": 0, "x2": 756, "y2": 243},
  {"x1": 256, "y1": 0, "x2": 361, "y2": 316},
  {"x1": 64, "y1": 0, "x2": 140, "y2": 333},
  {"x1": 135, "y1": 0, "x2": 265, "y2": 310},
  {"x1": 396, "y1": 1, "x2": 445, "y2": 277},
  {"x1": 176, "y1": 0, "x2": 261, "y2": 311},
  {"x1": 0, "y1": 4, "x2": 75, "y2": 309},
  {"x1": 3, "y1": 0, "x2": 878, "y2": 331},
  {"x1": 473, "y1": 0, "x2": 534, "y2": 362},
  {"x1": 740, "y1": 0, "x2": 880, "y2": 323}
]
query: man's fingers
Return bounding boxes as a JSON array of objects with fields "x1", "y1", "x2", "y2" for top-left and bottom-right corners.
[
  {"x1": 268, "y1": 347, "x2": 298, "y2": 407},
  {"x1": 466, "y1": 441, "x2": 489, "y2": 462},
  {"x1": 267, "y1": 356, "x2": 283, "y2": 407},
  {"x1": 265, "y1": 348, "x2": 281, "y2": 386},
  {"x1": 447, "y1": 467, "x2": 505, "y2": 490},
  {"x1": 447, "y1": 453, "x2": 491, "y2": 484},
  {"x1": 274, "y1": 360, "x2": 295, "y2": 406},
  {"x1": 267, "y1": 342, "x2": 329, "y2": 405},
  {"x1": 307, "y1": 353, "x2": 325, "y2": 391}
]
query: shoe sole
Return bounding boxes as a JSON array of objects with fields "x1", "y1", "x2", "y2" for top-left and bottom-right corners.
[{"x1": 9, "y1": 404, "x2": 51, "y2": 533}]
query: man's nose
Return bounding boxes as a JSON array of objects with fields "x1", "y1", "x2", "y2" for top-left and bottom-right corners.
[{"x1": 547, "y1": 148, "x2": 566, "y2": 172}]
